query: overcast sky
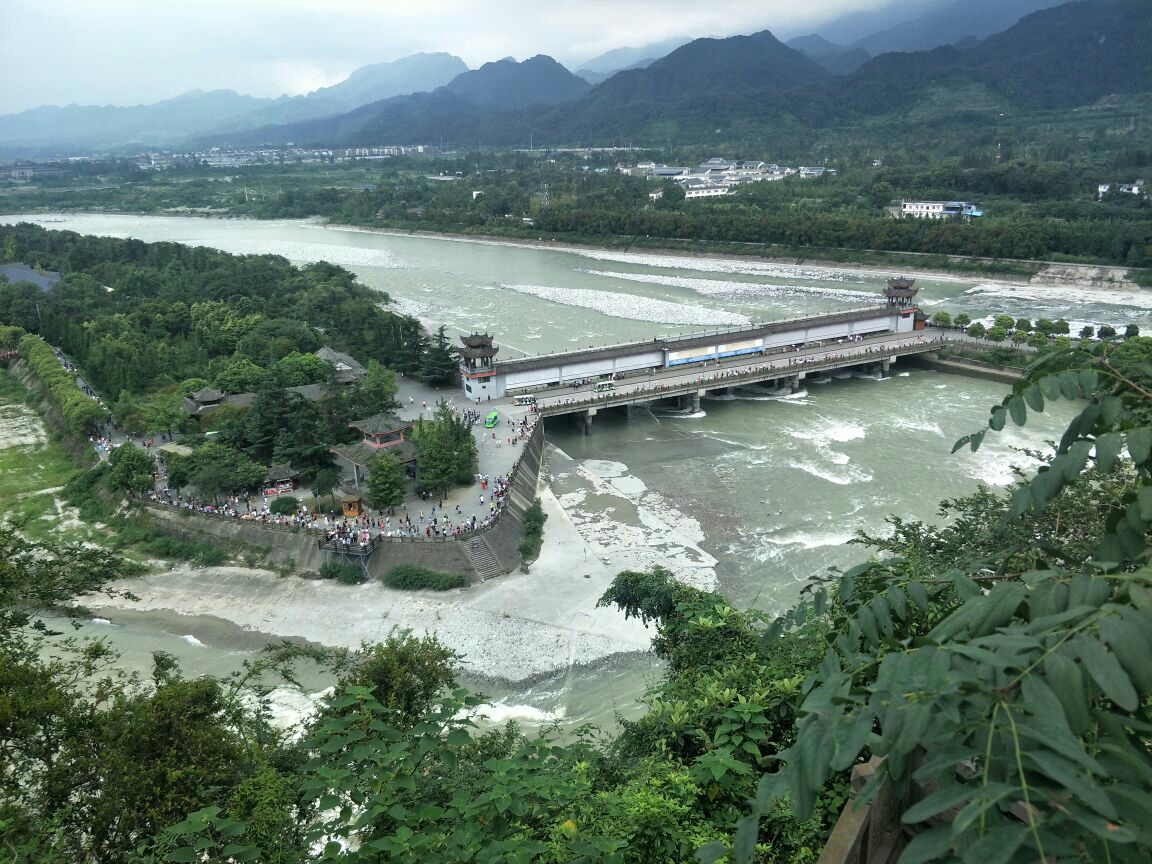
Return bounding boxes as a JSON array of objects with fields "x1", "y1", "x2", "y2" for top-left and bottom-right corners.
[{"x1": 0, "y1": 0, "x2": 923, "y2": 115}]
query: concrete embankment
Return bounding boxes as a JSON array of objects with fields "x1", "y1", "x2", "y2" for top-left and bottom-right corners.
[{"x1": 907, "y1": 353, "x2": 1024, "y2": 385}]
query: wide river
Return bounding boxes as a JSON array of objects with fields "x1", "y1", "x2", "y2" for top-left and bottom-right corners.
[{"x1": 8, "y1": 213, "x2": 1142, "y2": 727}]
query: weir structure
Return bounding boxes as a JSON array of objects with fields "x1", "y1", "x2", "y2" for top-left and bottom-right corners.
[{"x1": 466, "y1": 284, "x2": 938, "y2": 433}]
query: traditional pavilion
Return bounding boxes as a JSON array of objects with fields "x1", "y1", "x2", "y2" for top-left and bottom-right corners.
[
  {"x1": 181, "y1": 386, "x2": 226, "y2": 415},
  {"x1": 884, "y1": 277, "x2": 919, "y2": 308},
  {"x1": 263, "y1": 463, "x2": 300, "y2": 496},
  {"x1": 330, "y1": 412, "x2": 418, "y2": 489},
  {"x1": 459, "y1": 332, "x2": 499, "y2": 401}
]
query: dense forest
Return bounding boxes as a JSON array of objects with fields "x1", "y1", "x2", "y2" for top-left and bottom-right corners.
[
  {"x1": 3, "y1": 336, "x2": 1152, "y2": 862},
  {"x1": 0, "y1": 225, "x2": 466, "y2": 497}
]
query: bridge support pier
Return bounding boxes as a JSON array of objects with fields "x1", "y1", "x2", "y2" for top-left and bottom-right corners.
[
  {"x1": 582, "y1": 407, "x2": 597, "y2": 436},
  {"x1": 689, "y1": 390, "x2": 702, "y2": 413},
  {"x1": 880, "y1": 357, "x2": 892, "y2": 378},
  {"x1": 788, "y1": 374, "x2": 802, "y2": 393}
]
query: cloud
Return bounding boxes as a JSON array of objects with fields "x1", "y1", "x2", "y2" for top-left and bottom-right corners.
[{"x1": 0, "y1": 0, "x2": 911, "y2": 114}]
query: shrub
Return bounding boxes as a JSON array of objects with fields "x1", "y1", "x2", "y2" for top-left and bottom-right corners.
[
  {"x1": 319, "y1": 562, "x2": 363, "y2": 584},
  {"x1": 517, "y1": 498, "x2": 547, "y2": 561},
  {"x1": 382, "y1": 564, "x2": 467, "y2": 591},
  {"x1": 269, "y1": 495, "x2": 299, "y2": 516}
]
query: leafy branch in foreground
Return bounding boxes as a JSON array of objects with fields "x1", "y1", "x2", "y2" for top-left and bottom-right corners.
[{"x1": 705, "y1": 339, "x2": 1152, "y2": 864}]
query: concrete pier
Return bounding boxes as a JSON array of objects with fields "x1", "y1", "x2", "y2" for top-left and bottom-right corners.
[{"x1": 582, "y1": 406, "x2": 597, "y2": 436}]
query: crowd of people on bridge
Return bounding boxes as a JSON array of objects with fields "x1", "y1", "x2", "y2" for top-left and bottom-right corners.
[{"x1": 536, "y1": 334, "x2": 943, "y2": 411}]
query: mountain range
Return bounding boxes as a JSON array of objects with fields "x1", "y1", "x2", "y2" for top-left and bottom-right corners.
[
  {"x1": 240, "y1": 0, "x2": 1150, "y2": 149},
  {"x1": 0, "y1": 52, "x2": 468, "y2": 152},
  {"x1": 0, "y1": 0, "x2": 1147, "y2": 155}
]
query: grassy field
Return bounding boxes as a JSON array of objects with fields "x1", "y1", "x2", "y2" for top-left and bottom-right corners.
[{"x1": 0, "y1": 371, "x2": 109, "y2": 544}]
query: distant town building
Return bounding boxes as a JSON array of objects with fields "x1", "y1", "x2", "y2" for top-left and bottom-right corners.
[{"x1": 900, "y1": 200, "x2": 984, "y2": 220}]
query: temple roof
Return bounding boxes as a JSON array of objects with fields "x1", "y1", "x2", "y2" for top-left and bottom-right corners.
[
  {"x1": 460, "y1": 332, "x2": 494, "y2": 349},
  {"x1": 190, "y1": 387, "x2": 224, "y2": 403},
  {"x1": 885, "y1": 277, "x2": 918, "y2": 295},
  {"x1": 332, "y1": 439, "x2": 418, "y2": 468},
  {"x1": 459, "y1": 344, "x2": 500, "y2": 360},
  {"x1": 266, "y1": 462, "x2": 299, "y2": 482},
  {"x1": 349, "y1": 412, "x2": 411, "y2": 436}
]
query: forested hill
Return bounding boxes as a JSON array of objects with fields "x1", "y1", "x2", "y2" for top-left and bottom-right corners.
[
  {"x1": 225, "y1": 0, "x2": 1150, "y2": 149},
  {"x1": 840, "y1": 0, "x2": 1152, "y2": 114}
]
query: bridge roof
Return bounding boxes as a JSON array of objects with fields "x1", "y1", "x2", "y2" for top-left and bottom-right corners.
[{"x1": 493, "y1": 306, "x2": 888, "y2": 374}]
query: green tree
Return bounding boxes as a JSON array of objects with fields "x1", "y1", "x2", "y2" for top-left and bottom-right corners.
[
  {"x1": 993, "y1": 314, "x2": 1016, "y2": 330},
  {"x1": 271, "y1": 351, "x2": 329, "y2": 387},
  {"x1": 1027, "y1": 331, "x2": 1049, "y2": 349},
  {"x1": 966, "y1": 321, "x2": 986, "y2": 338},
  {"x1": 1080, "y1": 325, "x2": 1096, "y2": 339},
  {"x1": 312, "y1": 465, "x2": 341, "y2": 511},
  {"x1": 347, "y1": 359, "x2": 400, "y2": 417},
  {"x1": 139, "y1": 390, "x2": 185, "y2": 438},
  {"x1": 952, "y1": 312, "x2": 971, "y2": 329},
  {"x1": 1014, "y1": 316, "x2": 1032, "y2": 332},
  {"x1": 1010, "y1": 328, "x2": 1029, "y2": 344},
  {"x1": 1034, "y1": 317, "x2": 1056, "y2": 335},
  {"x1": 929, "y1": 311, "x2": 952, "y2": 328},
  {"x1": 269, "y1": 495, "x2": 299, "y2": 516},
  {"x1": 986, "y1": 325, "x2": 1007, "y2": 342},
  {"x1": 1098, "y1": 323, "x2": 1117, "y2": 339},
  {"x1": 107, "y1": 443, "x2": 155, "y2": 493},
  {"x1": 211, "y1": 356, "x2": 268, "y2": 393},
  {"x1": 420, "y1": 325, "x2": 459, "y2": 387},
  {"x1": 1124, "y1": 323, "x2": 1140, "y2": 339},
  {"x1": 367, "y1": 451, "x2": 407, "y2": 512},
  {"x1": 188, "y1": 442, "x2": 265, "y2": 499},
  {"x1": 1052, "y1": 318, "x2": 1071, "y2": 335}
]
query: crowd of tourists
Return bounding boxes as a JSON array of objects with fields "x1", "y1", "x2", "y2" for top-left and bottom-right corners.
[{"x1": 537, "y1": 334, "x2": 943, "y2": 409}]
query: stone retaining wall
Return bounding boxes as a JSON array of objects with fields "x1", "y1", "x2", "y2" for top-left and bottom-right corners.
[{"x1": 143, "y1": 422, "x2": 548, "y2": 581}]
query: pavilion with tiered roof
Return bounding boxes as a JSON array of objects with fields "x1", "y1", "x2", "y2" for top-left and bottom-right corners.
[
  {"x1": 330, "y1": 412, "x2": 418, "y2": 490},
  {"x1": 459, "y1": 332, "x2": 499, "y2": 401}
]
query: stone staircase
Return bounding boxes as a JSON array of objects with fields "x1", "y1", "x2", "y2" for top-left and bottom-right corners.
[{"x1": 465, "y1": 535, "x2": 505, "y2": 580}]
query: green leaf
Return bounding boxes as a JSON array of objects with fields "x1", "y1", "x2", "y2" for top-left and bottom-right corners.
[
  {"x1": 445, "y1": 728, "x2": 472, "y2": 746},
  {"x1": 960, "y1": 824, "x2": 1029, "y2": 864},
  {"x1": 1039, "y1": 374, "x2": 1064, "y2": 401},
  {"x1": 901, "y1": 782, "x2": 974, "y2": 824},
  {"x1": 1077, "y1": 369, "x2": 1098, "y2": 396},
  {"x1": 1060, "y1": 371, "x2": 1080, "y2": 401},
  {"x1": 1024, "y1": 751, "x2": 1116, "y2": 820},
  {"x1": 1023, "y1": 384, "x2": 1045, "y2": 413},
  {"x1": 1127, "y1": 428, "x2": 1152, "y2": 466},
  {"x1": 1099, "y1": 610, "x2": 1152, "y2": 693},
  {"x1": 907, "y1": 580, "x2": 929, "y2": 614},
  {"x1": 166, "y1": 850, "x2": 200, "y2": 864},
  {"x1": 1095, "y1": 433, "x2": 1124, "y2": 473},
  {"x1": 1072, "y1": 634, "x2": 1139, "y2": 711},
  {"x1": 1043, "y1": 651, "x2": 1092, "y2": 735},
  {"x1": 898, "y1": 826, "x2": 954, "y2": 864},
  {"x1": 990, "y1": 406, "x2": 1007, "y2": 432},
  {"x1": 696, "y1": 840, "x2": 728, "y2": 864},
  {"x1": 1101, "y1": 395, "x2": 1125, "y2": 426},
  {"x1": 732, "y1": 815, "x2": 760, "y2": 864},
  {"x1": 1007, "y1": 395, "x2": 1027, "y2": 427}
]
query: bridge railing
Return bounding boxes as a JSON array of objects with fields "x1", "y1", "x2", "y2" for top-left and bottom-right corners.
[{"x1": 537, "y1": 338, "x2": 944, "y2": 416}]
